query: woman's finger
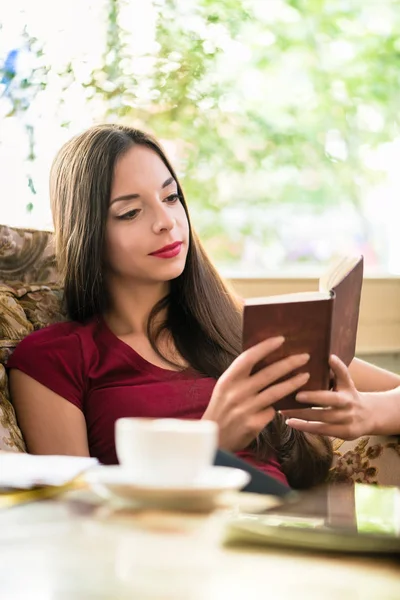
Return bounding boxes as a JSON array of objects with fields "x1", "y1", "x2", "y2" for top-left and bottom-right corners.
[
  {"x1": 294, "y1": 390, "x2": 351, "y2": 408},
  {"x1": 284, "y1": 418, "x2": 335, "y2": 436},
  {"x1": 224, "y1": 336, "x2": 285, "y2": 381},
  {"x1": 329, "y1": 354, "x2": 354, "y2": 388},
  {"x1": 281, "y1": 407, "x2": 351, "y2": 424},
  {"x1": 252, "y1": 371, "x2": 310, "y2": 411},
  {"x1": 248, "y1": 352, "x2": 310, "y2": 394}
]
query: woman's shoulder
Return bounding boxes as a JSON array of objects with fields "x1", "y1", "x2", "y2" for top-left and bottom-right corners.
[
  {"x1": 7, "y1": 319, "x2": 102, "y2": 368},
  {"x1": 7, "y1": 320, "x2": 99, "y2": 408},
  {"x1": 15, "y1": 320, "x2": 91, "y2": 348}
]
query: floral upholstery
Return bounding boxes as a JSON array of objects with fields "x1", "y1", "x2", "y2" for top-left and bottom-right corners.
[
  {"x1": 0, "y1": 225, "x2": 65, "y2": 453},
  {"x1": 329, "y1": 436, "x2": 400, "y2": 486},
  {"x1": 0, "y1": 363, "x2": 25, "y2": 452},
  {"x1": 0, "y1": 225, "x2": 58, "y2": 284},
  {"x1": 0, "y1": 224, "x2": 399, "y2": 486}
]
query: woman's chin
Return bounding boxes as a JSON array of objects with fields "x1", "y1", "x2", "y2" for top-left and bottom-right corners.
[
  {"x1": 163, "y1": 265, "x2": 186, "y2": 281},
  {"x1": 150, "y1": 260, "x2": 186, "y2": 282}
]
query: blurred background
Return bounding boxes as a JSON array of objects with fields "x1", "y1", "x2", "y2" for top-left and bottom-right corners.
[{"x1": 1, "y1": 0, "x2": 400, "y2": 277}]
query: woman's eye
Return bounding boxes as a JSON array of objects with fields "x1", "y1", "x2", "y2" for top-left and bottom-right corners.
[
  {"x1": 117, "y1": 209, "x2": 139, "y2": 220},
  {"x1": 164, "y1": 193, "x2": 180, "y2": 204}
]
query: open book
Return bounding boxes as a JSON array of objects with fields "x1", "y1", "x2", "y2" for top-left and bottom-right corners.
[
  {"x1": 0, "y1": 453, "x2": 98, "y2": 490},
  {"x1": 242, "y1": 255, "x2": 364, "y2": 410}
]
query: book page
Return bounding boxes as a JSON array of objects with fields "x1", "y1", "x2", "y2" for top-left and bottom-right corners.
[
  {"x1": 319, "y1": 255, "x2": 362, "y2": 293},
  {"x1": 245, "y1": 291, "x2": 331, "y2": 306},
  {"x1": 0, "y1": 453, "x2": 99, "y2": 489}
]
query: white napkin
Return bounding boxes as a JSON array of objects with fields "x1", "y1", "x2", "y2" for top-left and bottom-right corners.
[{"x1": 0, "y1": 453, "x2": 99, "y2": 489}]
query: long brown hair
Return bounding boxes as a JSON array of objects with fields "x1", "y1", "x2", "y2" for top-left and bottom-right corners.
[{"x1": 50, "y1": 124, "x2": 332, "y2": 489}]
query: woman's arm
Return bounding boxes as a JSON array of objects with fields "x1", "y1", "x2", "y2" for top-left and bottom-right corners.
[
  {"x1": 349, "y1": 357, "x2": 400, "y2": 392},
  {"x1": 10, "y1": 369, "x2": 90, "y2": 456}
]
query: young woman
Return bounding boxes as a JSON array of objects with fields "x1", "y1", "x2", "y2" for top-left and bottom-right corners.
[{"x1": 8, "y1": 124, "x2": 400, "y2": 490}]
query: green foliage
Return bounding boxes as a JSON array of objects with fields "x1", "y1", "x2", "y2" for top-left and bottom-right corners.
[
  {"x1": 79, "y1": 0, "x2": 400, "y2": 266},
  {"x1": 5, "y1": 0, "x2": 400, "y2": 266}
]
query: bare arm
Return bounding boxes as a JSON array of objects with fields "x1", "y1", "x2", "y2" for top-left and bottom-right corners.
[
  {"x1": 349, "y1": 357, "x2": 400, "y2": 392},
  {"x1": 10, "y1": 369, "x2": 90, "y2": 456}
]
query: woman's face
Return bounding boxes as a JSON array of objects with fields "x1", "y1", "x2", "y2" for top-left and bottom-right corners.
[{"x1": 105, "y1": 145, "x2": 190, "y2": 287}]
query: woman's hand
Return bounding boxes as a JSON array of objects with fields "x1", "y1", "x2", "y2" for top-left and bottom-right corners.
[
  {"x1": 202, "y1": 336, "x2": 310, "y2": 452},
  {"x1": 281, "y1": 354, "x2": 375, "y2": 440}
]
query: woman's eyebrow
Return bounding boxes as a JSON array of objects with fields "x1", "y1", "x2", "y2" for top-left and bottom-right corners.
[
  {"x1": 110, "y1": 177, "x2": 176, "y2": 205},
  {"x1": 161, "y1": 176, "x2": 175, "y2": 189}
]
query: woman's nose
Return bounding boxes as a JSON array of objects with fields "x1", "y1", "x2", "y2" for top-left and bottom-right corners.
[{"x1": 151, "y1": 204, "x2": 176, "y2": 233}]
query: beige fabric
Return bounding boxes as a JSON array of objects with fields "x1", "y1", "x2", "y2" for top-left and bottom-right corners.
[
  {"x1": 0, "y1": 225, "x2": 58, "y2": 284},
  {"x1": 0, "y1": 364, "x2": 25, "y2": 452},
  {"x1": 329, "y1": 436, "x2": 400, "y2": 486},
  {"x1": 15, "y1": 284, "x2": 66, "y2": 330},
  {"x1": 0, "y1": 225, "x2": 64, "y2": 452}
]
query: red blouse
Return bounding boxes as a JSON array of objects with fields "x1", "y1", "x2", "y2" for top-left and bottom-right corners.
[{"x1": 7, "y1": 318, "x2": 288, "y2": 485}]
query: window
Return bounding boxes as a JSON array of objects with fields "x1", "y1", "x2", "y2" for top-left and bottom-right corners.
[{"x1": 1, "y1": 0, "x2": 400, "y2": 276}]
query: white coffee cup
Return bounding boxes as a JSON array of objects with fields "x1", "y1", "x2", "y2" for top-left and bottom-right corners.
[{"x1": 115, "y1": 418, "x2": 218, "y2": 487}]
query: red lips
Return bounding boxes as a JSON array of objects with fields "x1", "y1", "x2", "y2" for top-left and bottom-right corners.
[{"x1": 149, "y1": 242, "x2": 183, "y2": 259}]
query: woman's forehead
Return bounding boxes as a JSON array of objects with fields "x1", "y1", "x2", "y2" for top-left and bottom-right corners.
[{"x1": 114, "y1": 145, "x2": 170, "y2": 182}]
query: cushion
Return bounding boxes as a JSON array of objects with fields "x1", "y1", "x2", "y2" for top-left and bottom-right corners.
[
  {"x1": 0, "y1": 224, "x2": 65, "y2": 452},
  {"x1": 0, "y1": 283, "x2": 66, "y2": 366},
  {"x1": 0, "y1": 283, "x2": 33, "y2": 341},
  {"x1": 13, "y1": 284, "x2": 66, "y2": 331},
  {"x1": 0, "y1": 225, "x2": 57, "y2": 285},
  {"x1": 0, "y1": 279, "x2": 65, "y2": 453},
  {"x1": 0, "y1": 363, "x2": 26, "y2": 452}
]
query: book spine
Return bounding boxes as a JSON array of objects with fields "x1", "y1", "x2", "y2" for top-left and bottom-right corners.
[{"x1": 325, "y1": 294, "x2": 336, "y2": 390}]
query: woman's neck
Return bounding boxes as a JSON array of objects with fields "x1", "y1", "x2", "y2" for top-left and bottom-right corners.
[{"x1": 104, "y1": 277, "x2": 170, "y2": 336}]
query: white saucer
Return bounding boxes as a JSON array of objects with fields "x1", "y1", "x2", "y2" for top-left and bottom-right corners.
[{"x1": 84, "y1": 465, "x2": 250, "y2": 510}]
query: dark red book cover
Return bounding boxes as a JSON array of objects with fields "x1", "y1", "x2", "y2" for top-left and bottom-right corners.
[
  {"x1": 329, "y1": 257, "x2": 364, "y2": 365},
  {"x1": 242, "y1": 257, "x2": 363, "y2": 410}
]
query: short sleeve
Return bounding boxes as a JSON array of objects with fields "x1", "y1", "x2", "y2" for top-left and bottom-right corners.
[{"x1": 7, "y1": 324, "x2": 85, "y2": 411}]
